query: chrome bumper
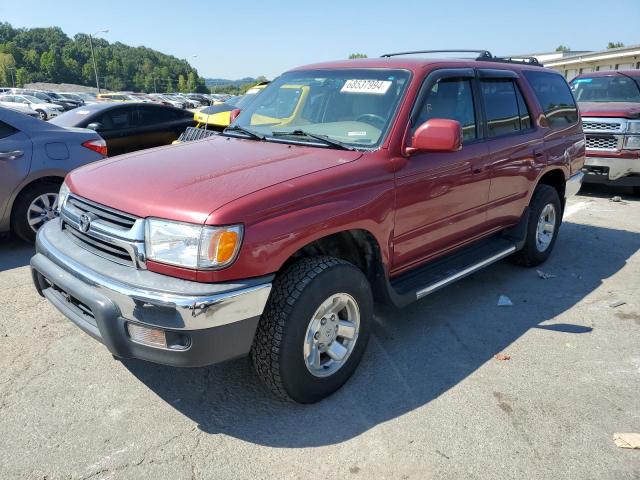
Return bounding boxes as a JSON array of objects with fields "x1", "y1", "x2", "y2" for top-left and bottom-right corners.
[
  {"x1": 584, "y1": 156, "x2": 640, "y2": 181},
  {"x1": 565, "y1": 171, "x2": 584, "y2": 198},
  {"x1": 30, "y1": 220, "x2": 273, "y2": 366}
]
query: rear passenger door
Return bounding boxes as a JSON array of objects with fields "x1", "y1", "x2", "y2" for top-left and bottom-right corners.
[{"x1": 478, "y1": 70, "x2": 543, "y2": 229}]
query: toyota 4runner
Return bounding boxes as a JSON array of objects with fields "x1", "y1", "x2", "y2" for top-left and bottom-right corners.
[{"x1": 31, "y1": 51, "x2": 585, "y2": 403}]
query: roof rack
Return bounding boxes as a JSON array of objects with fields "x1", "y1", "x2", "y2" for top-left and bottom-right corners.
[
  {"x1": 380, "y1": 49, "x2": 492, "y2": 58},
  {"x1": 379, "y1": 50, "x2": 544, "y2": 67},
  {"x1": 477, "y1": 55, "x2": 543, "y2": 67}
]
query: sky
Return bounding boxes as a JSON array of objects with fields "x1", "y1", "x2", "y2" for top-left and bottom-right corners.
[{"x1": 1, "y1": 0, "x2": 639, "y2": 80}]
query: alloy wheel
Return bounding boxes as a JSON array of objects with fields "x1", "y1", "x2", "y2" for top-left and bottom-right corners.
[
  {"x1": 27, "y1": 193, "x2": 59, "y2": 233},
  {"x1": 535, "y1": 203, "x2": 556, "y2": 252}
]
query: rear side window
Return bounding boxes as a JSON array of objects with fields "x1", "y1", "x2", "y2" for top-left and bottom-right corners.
[
  {"x1": 99, "y1": 108, "x2": 133, "y2": 130},
  {"x1": 480, "y1": 79, "x2": 532, "y2": 137},
  {"x1": 0, "y1": 120, "x2": 18, "y2": 139},
  {"x1": 415, "y1": 78, "x2": 477, "y2": 142},
  {"x1": 523, "y1": 71, "x2": 578, "y2": 128}
]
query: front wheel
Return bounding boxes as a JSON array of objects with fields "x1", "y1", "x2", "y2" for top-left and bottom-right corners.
[
  {"x1": 511, "y1": 184, "x2": 562, "y2": 267},
  {"x1": 251, "y1": 256, "x2": 373, "y2": 403},
  {"x1": 35, "y1": 109, "x2": 47, "y2": 120}
]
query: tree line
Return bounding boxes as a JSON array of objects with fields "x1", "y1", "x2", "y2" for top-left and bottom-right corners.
[{"x1": 0, "y1": 22, "x2": 208, "y2": 93}]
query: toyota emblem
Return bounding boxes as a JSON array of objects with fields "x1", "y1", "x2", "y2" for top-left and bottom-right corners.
[{"x1": 79, "y1": 213, "x2": 92, "y2": 233}]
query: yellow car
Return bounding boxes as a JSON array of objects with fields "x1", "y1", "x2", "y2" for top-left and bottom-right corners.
[{"x1": 175, "y1": 82, "x2": 310, "y2": 143}]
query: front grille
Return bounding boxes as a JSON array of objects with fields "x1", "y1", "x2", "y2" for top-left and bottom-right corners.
[
  {"x1": 585, "y1": 135, "x2": 620, "y2": 151},
  {"x1": 66, "y1": 196, "x2": 136, "y2": 230},
  {"x1": 61, "y1": 195, "x2": 143, "y2": 268},
  {"x1": 63, "y1": 223, "x2": 133, "y2": 266},
  {"x1": 583, "y1": 121, "x2": 622, "y2": 132}
]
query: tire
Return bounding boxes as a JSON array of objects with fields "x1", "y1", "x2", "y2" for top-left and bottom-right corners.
[
  {"x1": 11, "y1": 181, "x2": 62, "y2": 243},
  {"x1": 511, "y1": 184, "x2": 562, "y2": 267},
  {"x1": 251, "y1": 256, "x2": 373, "y2": 403},
  {"x1": 35, "y1": 109, "x2": 47, "y2": 120}
]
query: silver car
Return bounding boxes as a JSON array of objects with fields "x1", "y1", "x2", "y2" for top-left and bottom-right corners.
[{"x1": 0, "y1": 107, "x2": 107, "y2": 242}]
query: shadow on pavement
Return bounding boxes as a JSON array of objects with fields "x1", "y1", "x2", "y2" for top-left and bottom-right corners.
[
  {"x1": 0, "y1": 236, "x2": 34, "y2": 273},
  {"x1": 579, "y1": 183, "x2": 639, "y2": 201},
  {"x1": 124, "y1": 220, "x2": 640, "y2": 447}
]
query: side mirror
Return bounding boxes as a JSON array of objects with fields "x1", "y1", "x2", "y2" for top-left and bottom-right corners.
[
  {"x1": 87, "y1": 122, "x2": 103, "y2": 131},
  {"x1": 229, "y1": 108, "x2": 242, "y2": 123},
  {"x1": 405, "y1": 119, "x2": 462, "y2": 155}
]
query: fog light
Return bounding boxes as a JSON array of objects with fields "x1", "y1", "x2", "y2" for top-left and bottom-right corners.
[{"x1": 127, "y1": 323, "x2": 167, "y2": 348}]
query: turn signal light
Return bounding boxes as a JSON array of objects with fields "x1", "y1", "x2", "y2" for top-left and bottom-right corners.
[{"x1": 127, "y1": 323, "x2": 167, "y2": 348}]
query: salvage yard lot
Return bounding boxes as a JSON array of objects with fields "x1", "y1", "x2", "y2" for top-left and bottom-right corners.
[{"x1": 1, "y1": 187, "x2": 639, "y2": 480}]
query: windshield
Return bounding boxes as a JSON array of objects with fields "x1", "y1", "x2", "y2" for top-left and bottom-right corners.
[
  {"x1": 570, "y1": 75, "x2": 640, "y2": 103},
  {"x1": 231, "y1": 69, "x2": 410, "y2": 149}
]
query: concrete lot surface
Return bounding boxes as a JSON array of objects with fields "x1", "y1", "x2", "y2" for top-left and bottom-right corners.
[{"x1": 0, "y1": 187, "x2": 639, "y2": 479}]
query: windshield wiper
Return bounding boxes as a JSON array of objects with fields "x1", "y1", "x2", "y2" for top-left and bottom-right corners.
[
  {"x1": 223, "y1": 125, "x2": 265, "y2": 140},
  {"x1": 271, "y1": 129, "x2": 355, "y2": 151}
]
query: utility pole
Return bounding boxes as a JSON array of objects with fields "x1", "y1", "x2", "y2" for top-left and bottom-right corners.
[
  {"x1": 153, "y1": 76, "x2": 157, "y2": 93},
  {"x1": 88, "y1": 29, "x2": 108, "y2": 93},
  {"x1": 7, "y1": 67, "x2": 15, "y2": 87}
]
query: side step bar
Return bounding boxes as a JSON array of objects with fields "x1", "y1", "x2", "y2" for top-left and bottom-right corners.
[
  {"x1": 379, "y1": 235, "x2": 520, "y2": 308},
  {"x1": 416, "y1": 245, "x2": 515, "y2": 299}
]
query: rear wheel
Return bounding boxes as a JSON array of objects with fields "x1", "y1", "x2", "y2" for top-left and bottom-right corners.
[
  {"x1": 251, "y1": 256, "x2": 373, "y2": 403},
  {"x1": 11, "y1": 181, "x2": 62, "y2": 243},
  {"x1": 511, "y1": 184, "x2": 562, "y2": 267}
]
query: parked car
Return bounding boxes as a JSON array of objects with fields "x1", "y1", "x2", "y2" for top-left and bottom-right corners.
[
  {"x1": 570, "y1": 70, "x2": 640, "y2": 192},
  {"x1": 56, "y1": 92, "x2": 88, "y2": 105},
  {"x1": 31, "y1": 51, "x2": 584, "y2": 403},
  {"x1": 0, "y1": 94, "x2": 64, "y2": 120},
  {"x1": 49, "y1": 101, "x2": 196, "y2": 156},
  {"x1": 0, "y1": 106, "x2": 106, "y2": 242},
  {"x1": 44, "y1": 91, "x2": 83, "y2": 110},
  {"x1": 149, "y1": 94, "x2": 186, "y2": 109},
  {"x1": 73, "y1": 92, "x2": 100, "y2": 104},
  {"x1": 186, "y1": 93, "x2": 213, "y2": 106},
  {"x1": 96, "y1": 93, "x2": 134, "y2": 102}
]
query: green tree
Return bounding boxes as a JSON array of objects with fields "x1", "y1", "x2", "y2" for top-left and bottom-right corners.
[
  {"x1": 555, "y1": 45, "x2": 570, "y2": 53},
  {"x1": 607, "y1": 42, "x2": 624, "y2": 49},
  {"x1": 177, "y1": 74, "x2": 187, "y2": 92},
  {"x1": 348, "y1": 53, "x2": 368, "y2": 59},
  {"x1": 186, "y1": 71, "x2": 197, "y2": 92},
  {"x1": 0, "y1": 52, "x2": 16, "y2": 86}
]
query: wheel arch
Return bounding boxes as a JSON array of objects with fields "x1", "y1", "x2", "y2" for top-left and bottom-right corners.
[
  {"x1": 535, "y1": 168, "x2": 566, "y2": 204},
  {"x1": 7, "y1": 175, "x2": 64, "y2": 225}
]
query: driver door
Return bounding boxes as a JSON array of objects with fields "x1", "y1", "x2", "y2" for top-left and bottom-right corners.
[{"x1": 392, "y1": 69, "x2": 492, "y2": 273}]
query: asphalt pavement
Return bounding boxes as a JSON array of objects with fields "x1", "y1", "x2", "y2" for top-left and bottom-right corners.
[{"x1": 1, "y1": 185, "x2": 639, "y2": 479}]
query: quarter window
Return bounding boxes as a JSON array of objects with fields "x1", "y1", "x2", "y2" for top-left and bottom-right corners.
[
  {"x1": 415, "y1": 78, "x2": 477, "y2": 142},
  {"x1": 523, "y1": 71, "x2": 578, "y2": 128}
]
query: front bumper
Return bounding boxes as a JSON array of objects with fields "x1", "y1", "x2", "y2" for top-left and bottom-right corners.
[
  {"x1": 31, "y1": 219, "x2": 273, "y2": 367},
  {"x1": 583, "y1": 155, "x2": 640, "y2": 183}
]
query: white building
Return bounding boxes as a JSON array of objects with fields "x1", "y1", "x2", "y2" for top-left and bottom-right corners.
[{"x1": 517, "y1": 45, "x2": 640, "y2": 80}]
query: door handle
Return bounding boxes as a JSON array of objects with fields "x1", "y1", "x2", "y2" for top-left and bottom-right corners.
[{"x1": 0, "y1": 150, "x2": 23, "y2": 160}]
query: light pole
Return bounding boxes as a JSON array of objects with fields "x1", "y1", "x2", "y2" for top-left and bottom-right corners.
[
  {"x1": 7, "y1": 67, "x2": 16, "y2": 87},
  {"x1": 88, "y1": 29, "x2": 109, "y2": 93}
]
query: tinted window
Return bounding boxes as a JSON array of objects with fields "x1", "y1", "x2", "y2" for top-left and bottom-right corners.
[
  {"x1": 0, "y1": 120, "x2": 18, "y2": 139},
  {"x1": 570, "y1": 76, "x2": 640, "y2": 102},
  {"x1": 136, "y1": 106, "x2": 166, "y2": 126},
  {"x1": 480, "y1": 79, "x2": 532, "y2": 137},
  {"x1": 99, "y1": 108, "x2": 133, "y2": 130},
  {"x1": 481, "y1": 79, "x2": 520, "y2": 137},
  {"x1": 415, "y1": 78, "x2": 477, "y2": 142},
  {"x1": 524, "y1": 71, "x2": 578, "y2": 127}
]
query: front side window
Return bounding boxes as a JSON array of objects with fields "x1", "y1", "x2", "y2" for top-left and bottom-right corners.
[
  {"x1": 480, "y1": 79, "x2": 532, "y2": 137},
  {"x1": 415, "y1": 78, "x2": 477, "y2": 142},
  {"x1": 570, "y1": 75, "x2": 640, "y2": 103},
  {"x1": 232, "y1": 69, "x2": 410, "y2": 149},
  {"x1": 99, "y1": 109, "x2": 132, "y2": 130},
  {"x1": 524, "y1": 70, "x2": 578, "y2": 128}
]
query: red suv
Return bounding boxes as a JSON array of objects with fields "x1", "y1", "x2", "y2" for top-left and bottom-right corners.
[{"x1": 31, "y1": 51, "x2": 584, "y2": 403}]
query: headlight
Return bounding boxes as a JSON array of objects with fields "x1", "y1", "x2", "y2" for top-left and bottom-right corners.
[
  {"x1": 626, "y1": 121, "x2": 640, "y2": 134},
  {"x1": 623, "y1": 135, "x2": 640, "y2": 149},
  {"x1": 56, "y1": 182, "x2": 70, "y2": 212},
  {"x1": 145, "y1": 218, "x2": 243, "y2": 269}
]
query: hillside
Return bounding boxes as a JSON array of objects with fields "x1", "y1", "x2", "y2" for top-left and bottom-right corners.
[{"x1": 0, "y1": 22, "x2": 208, "y2": 93}]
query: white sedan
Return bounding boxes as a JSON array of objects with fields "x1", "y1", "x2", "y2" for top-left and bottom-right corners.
[{"x1": 0, "y1": 94, "x2": 64, "y2": 120}]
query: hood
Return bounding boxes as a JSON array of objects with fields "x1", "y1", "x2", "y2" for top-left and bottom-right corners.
[
  {"x1": 67, "y1": 135, "x2": 362, "y2": 224},
  {"x1": 578, "y1": 102, "x2": 640, "y2": 119}
]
